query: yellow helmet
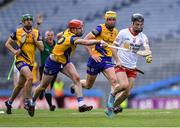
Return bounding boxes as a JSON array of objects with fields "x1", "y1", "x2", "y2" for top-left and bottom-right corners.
[{"x1": 104, "y1": 11, "x2": 117, "y2": 20}]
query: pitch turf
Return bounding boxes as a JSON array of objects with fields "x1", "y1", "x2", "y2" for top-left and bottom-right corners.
[{"x1": 0, "y1": 109, "x2": 179, "y2": 127}]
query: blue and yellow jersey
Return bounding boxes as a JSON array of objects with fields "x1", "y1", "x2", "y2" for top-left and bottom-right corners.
[
  {"x1": 10, "y1": 27, "x2": 41, "y2": 66},
  {"x1": 52, "y1": 29, "x2": 79, "y2": 64},
  {"x1": 91, "y1": 24, "x2": 118, "y2": 57}
]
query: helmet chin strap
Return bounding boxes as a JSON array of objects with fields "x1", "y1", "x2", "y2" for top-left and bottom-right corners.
[
  {"x1": 105, "y1": 23, "x2": 115, "y2": 30},
  {"x1": 76, "y1": 31, "x2": 84, "y2": 37}
]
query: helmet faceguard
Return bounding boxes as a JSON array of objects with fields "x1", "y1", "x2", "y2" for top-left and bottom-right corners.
[
  {"x1": 131, "y1": 13, "x2": 144, "y2": 23},
  {"x1": 68, "y1": 19, "x2": 84, "y2": 29},
  {"x1": 68, "y1": 19, "x2": 84, "y2": 37},
  {"x1": 131, "y1": 13, "x2": 144, "y2": 33},
  {"x1": 21, "y1": 14, "x2": 33, "y2": 22},
  {"x1": 104, "y1": 11, "x2": 117, "y2": 29},
  {"x1": 104, "y1": 11, "x2": 117, "y2": 20}
]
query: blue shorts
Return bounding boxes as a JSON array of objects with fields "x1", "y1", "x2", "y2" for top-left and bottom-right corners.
[
  {"x1": 43, "y1": 57, "x2": 68, "y2": 76},
  {"x1": 15, "y1": 61, "x2": 33, "y2": 72},
  {"x1": 87, "y1": 57, "x2": 114, "y2": 75}
]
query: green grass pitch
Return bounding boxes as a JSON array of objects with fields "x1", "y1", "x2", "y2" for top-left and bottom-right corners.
[{"x1": 0, "y1": 109, "x2": 180, "y2": 127}]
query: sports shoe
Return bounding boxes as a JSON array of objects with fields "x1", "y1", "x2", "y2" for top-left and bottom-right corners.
[
  {"x1": 113, "y1": 106, "x2": 123, "y2": 114},
  {"x1": 78, "y1": 104, "x2": 93, "y2": 112},
  {"x1": 5, "y1": 101, "x2": 12, "y2": 114},
  {"x1": 104, "y1": 107, "x2": 114, "y2": 118},
  {"x1": 70, "y1": 85, "x2": 75, "y2": 94},
  {"x1": 49, "y1": 105, "x2": 56, "y2": 111},
  {"x1": 28, "y1": 104, "x2": 35, "y2": 117},
  {"x1": 24, "y1": 101, "x2": 35, "y2": 117},
  {"x1": 105, "y1": 94, "x2": 115, "y2": 117}
]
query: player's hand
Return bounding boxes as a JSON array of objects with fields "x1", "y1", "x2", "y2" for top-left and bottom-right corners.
[
  {"x1": 115, "y1": 61, "x2": 122, "y2": 68},
  {"x1": 32, "y1": 33, "x2": 38, "y2": 43},
  {"x1": 145, "y1": 54, "x2": 152, "y2": 64},
  {"x1": 100, "y1": 40, "x2": 108, "y2": 47},
  {"x1": 91, "y1": 54, "x2": 102, "y2": 62},
  {"x1": 14, "y1": 49, "x2": 21, "y2": 56},
  {"x1": 36, "y1": 15, "x2": 43, "y2": 25}
]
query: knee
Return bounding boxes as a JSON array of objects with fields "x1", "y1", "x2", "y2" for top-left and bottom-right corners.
[
  {"x1": 110, "y1": 78, "x2": 118, "y2": 87},
  {"x1": 72, "y1": 75, "x2": 80, "y2": 84},
  {"x1": 121, "y1": 82, "x2": 130, "y2": 90},
  {"x1": 81, "y1": 79, "x2": 93, "y2": 89},
  {"x1": 26, "y1": 75, "x2": 33, "y2": 82},
  {"x1": 124, "y1": 89, "x2": 131, "y2": 97}
]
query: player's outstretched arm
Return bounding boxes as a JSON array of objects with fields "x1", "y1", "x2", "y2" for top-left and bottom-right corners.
[
  {"x1": 75, "y1": 39, "x2": 101, "y2": 46},
  {"x1": 83, "y1": 32, "x2": 97, "y2": 55}
]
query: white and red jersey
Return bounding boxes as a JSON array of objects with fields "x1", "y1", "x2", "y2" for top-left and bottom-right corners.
[{"x1": 114, "y1": 28, "x2": 149, "y2": 69}]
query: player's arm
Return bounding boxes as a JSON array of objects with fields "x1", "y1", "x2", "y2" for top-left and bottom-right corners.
[
  {"x1": 33, "y1": 32, "x2": 44, "y2": 51},
  {"x1": 70, "y1": 36, "x2": 106, "y2": 46},
  {"x1": 57, "y1": 32, "x2": 63, "y2": 40},
  {"x1": 75, "y1": 39, "x2": 104, "y2": 46},
  {"x1": 5, "y1": 33, "x2": 20, "y2": 56},
  {"x1": 136, "y1": 35, "x2": 151, "y2": 57},
  {"x1": 83, "y1": 32, "x2": 96, "y2": 55},
  {"x1": 137, "y1": 37, "x2": 152, "y2": 63},
  {"x1": 84, "y1": 25, "x2": 102, "y2": 55},
  {"x1": 136, "y1": 44, "x2": 152, "y2": 57}
]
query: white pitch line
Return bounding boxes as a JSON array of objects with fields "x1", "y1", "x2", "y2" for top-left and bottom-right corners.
[
  {"x1": 0, "y1": 110, "x2": 5, "y2": 114},
  {"x1": 71, "y1": 112, "x2": 103, "y2": 115}
]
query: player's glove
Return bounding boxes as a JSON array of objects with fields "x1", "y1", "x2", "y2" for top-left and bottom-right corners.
[{"x1": 145, "y1": 55, "x2": 152, "y2": 64}]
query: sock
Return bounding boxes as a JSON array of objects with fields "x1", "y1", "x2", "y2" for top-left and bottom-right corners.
[
  {"x1": 77, "y1": 97, "x2": 84, "y2": 107},
  {"x1": 32, "y1": 97, "x2": 36, "y2": 102},
  {"x1": 24, "y1": 98, "x2": 30, "y2": 105},
  {"x1": 8, "y1": 99, "x2": 13, "y2": 105},
  {"x1": 108, "y1": 93, "x2": 115, "y2": 107},
  {"x1": 45, "y1": 92, "x2": 52, "y2": 107}
]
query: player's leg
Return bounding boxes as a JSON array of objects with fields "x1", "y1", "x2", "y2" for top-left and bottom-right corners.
[
  {"x1": 38, "y1": 65, "x2": 44, "y2": 100},
  {"x1": 113, "y1": 77, "x2": 135, "y2": 114},
  {"x1": 112, "y1": 71, "x2": 129, "y2": 114},
  {"x1": 62, "y1": 62, "x2": 93, "y2": 112},
  {"x1": 17, "y1": 66, "x2": 37, "y2": 117},
  {"x1": 32, "y1": 74, "x2": 54, "y2": 102},
  {"x1": 5, "y1": 73, "x2": 26, "y2": 114},
  {"x1": 70, "y1": 57, "x2": 99, "y2": 93},
  {"x1": 113, "y1": 68, "x2": 136, "y2": 114},
  {"x1": 82, "y1": 56, "x2": 100, "y2": 89},
  {"x1": 102, "y1": 67, "x2": 126, "y2": 117},
  {"x1": 31, "y1": 57, "x2": 61, "y2": 116},
  {"x1": 81, "y1": 74, "x2": 97, "y2": 89},
  {"x1": 27, "y1": 73, "x2": 54, "y2": 117},
  {"x1": 71, "y1": 75, "x2": 97, "y2": 93},
  {"x1": 113, "y1": 71, "x2": 129, "y2": 107},
  {"x1": 45, "y1": 75, "x2": 57, "y2": 111}
]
